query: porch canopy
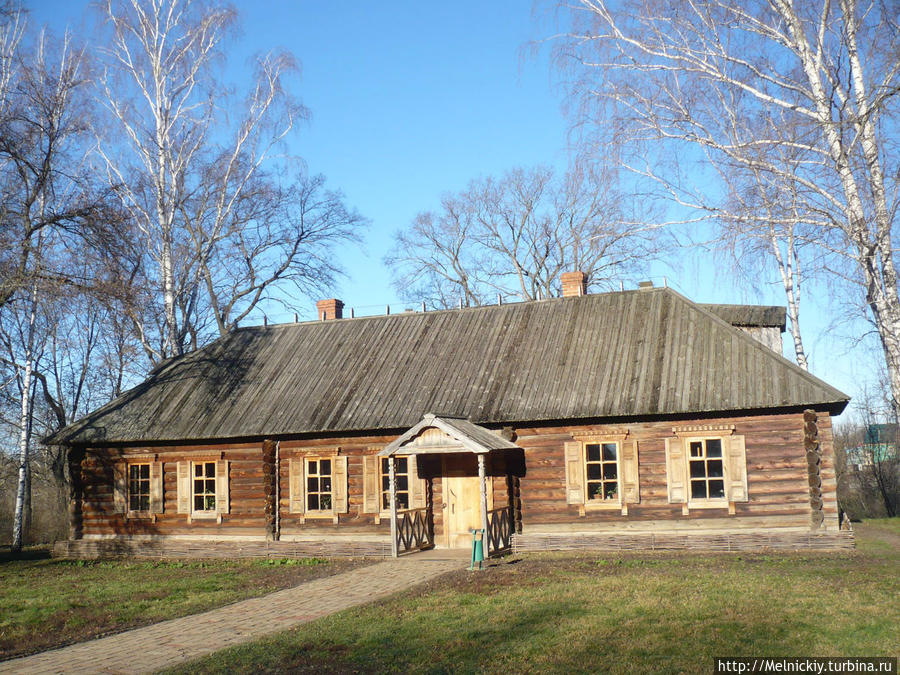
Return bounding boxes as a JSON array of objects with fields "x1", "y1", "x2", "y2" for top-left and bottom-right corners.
[
  {"x1": 378, "y1": 414, "x2": 520, "y2": 556},
  {"x1": 379, "y1": 413, "x2": 519, "y2": 457}
]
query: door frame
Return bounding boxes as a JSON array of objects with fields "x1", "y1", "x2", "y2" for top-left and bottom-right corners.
[{"x1": 441, "y1": 455, "x2": 493, "y2": 548}]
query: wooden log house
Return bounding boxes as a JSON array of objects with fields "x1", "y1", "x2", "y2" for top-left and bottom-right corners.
[{"x1": 48, "y1": 273, "x2": 852, "y2": 559}]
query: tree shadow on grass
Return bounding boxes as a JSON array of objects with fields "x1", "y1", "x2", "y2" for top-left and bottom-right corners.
[{"x1": 0, "y1": 545, "x2": 51, "y2": 563}]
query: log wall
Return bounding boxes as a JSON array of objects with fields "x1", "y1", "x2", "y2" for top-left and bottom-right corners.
[
  {"x1": 74, "y1": 409, "x2": 839, "y2": 544},
  {"x1": 277, "y1": 435, "x2": 396, "y2": 537},
  {"x1": 80, "y1": 442, "x2": 269, "y2": 537},
  {"x1": 513, "y1": 411, "x2": 840, "y2": 532}
]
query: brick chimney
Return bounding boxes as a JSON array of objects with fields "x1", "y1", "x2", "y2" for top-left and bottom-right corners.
[
  {"x1": 561, "y1": 271, "x2": 588, "y2": 298},
  {"x1": 316, "y1": 298, "x2": 344, "y2": 320}
]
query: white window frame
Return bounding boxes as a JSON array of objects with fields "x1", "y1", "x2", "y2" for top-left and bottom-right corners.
[
  {"x1": 583, "y1": 440, "x2": 622, "y2": 508},
  {"x1": 127, "y1": 462, "x2": 151, "y2": 514},
  {"x1": 684, "y1": 436, "x2": 728, "y2": 508},
  {"x1": 191, "y1": 460, "x2": 218, "y2": 516},
  {"x1": 305, "y1": 456, "x2": 334, "y2": 514}
]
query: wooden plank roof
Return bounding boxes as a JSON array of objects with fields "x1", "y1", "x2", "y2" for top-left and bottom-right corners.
[{"x1": 49, "y1": 287, "x2": 848, "y2": 445}]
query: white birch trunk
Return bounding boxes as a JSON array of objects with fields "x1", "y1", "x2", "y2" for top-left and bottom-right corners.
[
  {"x1": 11, "y1": 356, "x2": 32, "y2": 552},
  {"x1": 770, "y1": 228, "x2": 807, "y2": 370},
  {"x1": 784, "y1": 0, "x2": 900, "y2": 416},
  {"x1": 867, "y1": 284, "x2": 900, "y2": 419},
  {"x1": 11, "y1": 284, "x2": 38, "y2": 553},
  {"x1": 160, "y1": 231, "x2": 178, "y2": 356}
]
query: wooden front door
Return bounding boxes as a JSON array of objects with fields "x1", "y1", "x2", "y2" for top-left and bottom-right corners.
[
  {"x1": 442, "y1": 454, "x2": 490, "y2": 548},
  {"x1": 445, "y1": 472, "x2": 482, "y2": 548}
]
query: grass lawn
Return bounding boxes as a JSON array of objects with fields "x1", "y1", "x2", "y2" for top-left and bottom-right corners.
[
  {"x1": 0, "y1": 552, "x2": 369, "y2": 660},
  {"x1": 169, "y1": 521, "x2": 900, "y2": 675}
]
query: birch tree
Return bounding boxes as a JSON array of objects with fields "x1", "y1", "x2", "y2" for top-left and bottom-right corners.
[
  {"x1": 387, "y1": 164, "x2": 661, "y2": 308},
  {"x1": 0, "y1": 18, "x2": 111, "y2": 311},
  {"x1": 6, "y1": 277, "x2": 38, "y2": 552},
  {"x1": 98, "y1": 0, "x2": 363, "y2": 361},
  {"x1": 718, "y1": 159, "x2": 817, "y2": 368},
  {"x1": 0, "y1": 2, "x2": 23, "y2": 149},
  {"x1": 0, "y1": 237, "x2": 141, "y2": 547},
  {"x1": 558, "y1": 0, "x2": 900, "y2": 403},
  {"x1": 97, "y1": 0, "x2": 235, "y2": 360},
  {"x1": 0, "y1": 20, "x2": 117, "y2": 551}
]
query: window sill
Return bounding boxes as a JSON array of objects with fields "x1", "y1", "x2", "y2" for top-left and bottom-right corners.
[
  {"x1": 584, "y1": 501, "x2": 623, "y2": 511},
  {"x1": 303, "y1": 511, "x2": 336, "y2": 519},
  {"x1": 126, "y1": 511, "x2": 153, "y2": 520},
  {"x1": 686, "y1": 501, "x2": 729, "y2": 510},
  {"x1": 190, "y1": 511, "x2": 219, "y2": 520}
]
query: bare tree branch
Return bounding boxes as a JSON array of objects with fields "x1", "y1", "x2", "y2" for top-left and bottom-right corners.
[
  {"x1": 558, "y1": 0, "x2": 900, "y2": 404},
  {"x1": 386, "y1": 163, "x2": 665, "y2": 308}
]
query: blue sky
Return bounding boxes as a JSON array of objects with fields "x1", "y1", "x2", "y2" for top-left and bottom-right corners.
[
  {"x1": 235, "y1": 1, "x2": 572, "y2": 314},
  {"x1": 27, "y1": 0, "x2": 878, "y2": 416}
]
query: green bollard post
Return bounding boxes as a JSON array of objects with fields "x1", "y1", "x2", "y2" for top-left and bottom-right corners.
[{"x1": 469, "y1": 528, "x2": 485, "y2": 571}]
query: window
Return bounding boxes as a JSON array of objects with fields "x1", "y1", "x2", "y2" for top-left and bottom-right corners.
[
  {"x1": 306, "y1": 458, "x2": 332, "y2": 511},
  {"x1": 585, "y1": 442, "x2": 619, "y2": 502},
  {"x1": 666, "y1": 428, "x2": 748, "y2": 509},
  {"x1": 116, "y1": 461, "x2": 162, "y2": 517},
  {"x1": 193, "y1": 461, "x2": 217, "y2": 512},
  {"x1": 176, "y1": 459, "x2": 228, "y2": 517},
  {"x1": 288, "y1": 455, "x2": 347, "y2": 516},
  {"x1": 128, "y1": 463, "x2": 151, "y2": 511},
  {"x1": 381, "y1": 456, "x2": 410, "y2": 510},
  {"x1": 565, "y1": 434, "x2": 639, "y2": 513},
  {"x1": 687, "y1": 438, "x2": 726, "y2": 501}
]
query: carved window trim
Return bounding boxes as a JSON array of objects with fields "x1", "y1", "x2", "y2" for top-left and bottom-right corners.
[{"x1": 672, "y1": 424, "x2": 735, "y2": 438}]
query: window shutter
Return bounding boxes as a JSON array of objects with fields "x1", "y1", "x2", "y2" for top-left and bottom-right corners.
[
  {"x1": 726, "y1": 434, "x2": 749, "y2": 502},
  {"x1": 150, "y1": 461, "x2": 163, "y2": 514},
  {"x1": 215, "y1": 459, "x2": 229, "y2": 514},
  {"x1": 362, "y1": 454, "x2": 379, "y2": 513},
  {"x1": 621, "y1": 440, "x2": 640, "y2": 504},
  {"x1": 564, "y1": 441, "x2": 585, "y2": 504},
  {"x1": 665, "y1": 437, "x2": 687, "y2": 503},
  {"x1": 289, "y1": 458, "x2": 305, "y2": 514},
  {"x1": 333, "y1": 456, "x2": 348, "y2": 513},
  {"x1": 113, "y1": 464, "x2": 126, "y2": 514},
  {"x1": 409, "y1": 455, "x2": 426, "y2": 509},
  {"x1": 177, "y1": 461, "x2": 190, "y2": 514}
]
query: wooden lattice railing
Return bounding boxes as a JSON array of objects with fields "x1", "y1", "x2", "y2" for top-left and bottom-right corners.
[
  {"x1": 395, "y1": 507, "x2": 434, "y2": 554},
  {"x1": 487, "y1": 506, "x2": 513, "y2": 555}
]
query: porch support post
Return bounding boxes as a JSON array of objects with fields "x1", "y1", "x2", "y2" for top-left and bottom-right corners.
[
  {"x1": 389, "y1": 456, "x2": 398, "y2": 558},
  {"x1": 478, "y1": 453, "x2": 489, "y2": 554}
]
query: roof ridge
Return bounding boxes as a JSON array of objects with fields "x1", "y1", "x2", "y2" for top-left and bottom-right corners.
[{"x1": 234, "y1": 288, "x2": 659, "y2": 332}]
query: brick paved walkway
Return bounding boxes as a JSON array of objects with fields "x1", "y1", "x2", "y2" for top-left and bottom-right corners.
[{"x1": 0, "y1": 557, "x2": 462, "y2": 675}]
